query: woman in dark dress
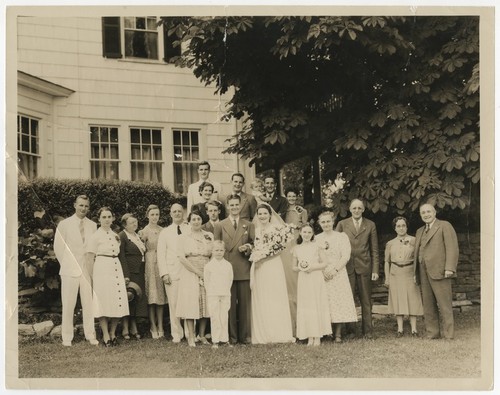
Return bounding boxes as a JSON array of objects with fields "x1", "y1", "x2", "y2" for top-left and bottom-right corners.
[
  {"x1": 191, "y1": 181, "x2": 225, "y2": 222},
  {"x1": 119, "y1": 213, "x2": 148, "y2": 340}
]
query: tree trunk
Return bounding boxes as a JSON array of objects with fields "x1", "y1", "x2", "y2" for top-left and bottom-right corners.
[{"x1": 312, "y1": 154, "x2": 322, "y2": 206}]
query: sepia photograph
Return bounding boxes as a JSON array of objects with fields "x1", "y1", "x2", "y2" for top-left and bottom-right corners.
[{"x1": 5, "y1": 3, "x2": 494, "y2": 391}]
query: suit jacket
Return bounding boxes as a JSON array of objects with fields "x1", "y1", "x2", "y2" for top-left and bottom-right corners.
[
  {"x1": 222, "y1": 192, "x2": 257, "y2": 221},
  {"x1": 213, "y1": 218, "x2": 255, "y2": 281},
  {"x1": 336, "y1": 217, "x2": 380, "y2": 275},
  {"x1": 268, "y1": 193, "x2": 288, "y2": 220},
  {"x1": 413, "y1": 219, "x2": 459, "y2": 281},
  {"x1": 118, "y1": 231, "x2": 145, "y2": 279},
  {"x1": 202, "y1": 221, "x2": 219, "y2": 234},
  {"x1": 156, "y1": 222, "x2": 189, "y2": 280},
  {"x1": 54, "y1": 214, "x2": 97, "y2": 277}
]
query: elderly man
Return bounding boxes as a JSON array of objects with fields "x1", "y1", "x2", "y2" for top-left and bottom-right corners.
[
  {"x1": 414, "y1": 203, "x2": 459, "y2": 339},
  {"x1": 264, "y1": 176, "x2": 288, "y2": 220},
  {"x1": 54, "y1": 195, "x2": 98, "y2": 346},
  {"x1": 157, "y1": 203, "x2": 189, "y2": 343},
  {"x1": 186, "y1": 161, "x2": 222, "y2": 214},
  {"x1": 336, "y1": 198, "x2": 379, "y2": 339}
]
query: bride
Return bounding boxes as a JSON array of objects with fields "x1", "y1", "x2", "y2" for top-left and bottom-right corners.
[{"x1": 250, "y1": 203, "x2": 295, "y2": 344}]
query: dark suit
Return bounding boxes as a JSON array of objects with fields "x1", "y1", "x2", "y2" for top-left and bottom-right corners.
[
  {"x1": 267, "y1": 193, "x2": 288, "y2": 221},
  {"x1": 201, "y1": 221, "x2": 218, "y2": 234},
  {"x1": 223, "y1": 192, "x2": 257, "y2": 221},
  {"x1": 414, "y1": 219, "x2": 459, "y2": 339},
  {"x1": 213, "y1": 217, "x2": 255, "y2": 343},
  {"x1": 336, "y1": 217, "x2": 379, "y2": 335}
]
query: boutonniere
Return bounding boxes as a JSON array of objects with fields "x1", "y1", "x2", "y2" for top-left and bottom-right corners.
[
  {"x1": 400, "y1": 238, "x2": 410, "y2": 246},
  {"x1": 321, "y1": 240, "x2": 330, "y2": 250},
  {"x1": 295, "y1": 205, "x2": 304, "y2": 214},
  {"x1": 115, "y1": 235, "x2": 120, "y2": 243},
  {"x1": 242, "y1": 224, "x2": 247, "y2": 229},
  {"x1": 203, "y1": 234, "x2": 212, "y2": 241}
]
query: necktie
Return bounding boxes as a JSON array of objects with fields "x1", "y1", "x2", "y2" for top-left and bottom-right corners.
[
  {"x1": 425, "y1": 224, "x2": 430, "y2": 233},
  {"x1": 177, "y1": 225, "x2": 182, "y2": 235},
  {"x1": 233, "y1": 219, "x2": 237, "y2": 230},
  {"x1": 79, "y1": 219, "x2": 85, "y2": 243},
  {"x1": 354, "y1": 219, "x2": 360, "y2": 233}
]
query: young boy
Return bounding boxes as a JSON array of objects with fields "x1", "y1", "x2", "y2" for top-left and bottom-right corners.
[{"x1": 204, "y1": 240, "x2": 234, "y2": 348}]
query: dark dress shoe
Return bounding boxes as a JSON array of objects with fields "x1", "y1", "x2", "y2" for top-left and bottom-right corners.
[
  {"x1": 411, "y1": 332, "x2": 418, "y2": 338},
  {"x1": 103, "y1": 340, "x2": 111, "y2": 348},
  {"x1": 364, "y1": 333, "x2": 374, "y2": 340},
  {"x1": 397, "y1": 331, "x2": 404, "y2": 338},
  {"x1": 111, "y1": 337, "x2": 118, "y2": 346}
]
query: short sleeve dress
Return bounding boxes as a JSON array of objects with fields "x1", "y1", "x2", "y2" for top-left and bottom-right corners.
[
  {"x1": 86, "y1": 227, "x2": 129, "y2": 318},
  {"x1": 141, "y1": 224, "x2": 167, "y2": 305},
  {"x1": 292, "y1": 241, "x2": 332, "y2": 340},
  {"x1": 385, "y1": 236, "x2": 423, "y2": 316}
]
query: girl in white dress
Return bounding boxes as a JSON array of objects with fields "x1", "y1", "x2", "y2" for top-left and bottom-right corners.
[
  {"x1": 292, "y1": 224, "x2": 332, "y2": 346},
  {"x1": 250, "y1": 204, "x2": 294, "y2": 344},
  {"x1": 315, "y1": 211, "x2": 358, "y2": 343}
]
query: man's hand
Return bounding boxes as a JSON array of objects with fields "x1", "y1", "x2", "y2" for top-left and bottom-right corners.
[
  {"x1": 162, "y1": 274, "x2": 172, "y2": 285},
  {"x1": 125, "y1": 277, "x2": 130, "y2": 285},
  {"x1": 444, "y1": 270, "x2": 454, "y2": 278},
  {"x1": 371, "y1": 273, "x2": 379, "y2": 281}
]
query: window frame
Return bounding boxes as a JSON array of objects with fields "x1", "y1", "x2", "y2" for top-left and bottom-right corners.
[
  {"x1": 172, "y1": 127, "x2": 201, "y2": 194},
  {"x1": 17, "y1": 113, "x2": 41, "y2": 180},
  {"x1": 129, "y1": 126, "x2": 164, "y2": 182},
  {"x1": 89, "y1": 125, "x2": 121, "y2": 180}
]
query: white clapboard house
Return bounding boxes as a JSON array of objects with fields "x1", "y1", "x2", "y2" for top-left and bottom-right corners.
[{"x1": 16, "y1": 16, "x2": 253, "y2": 194}]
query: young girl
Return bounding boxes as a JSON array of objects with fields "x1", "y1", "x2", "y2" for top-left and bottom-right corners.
[{"x1": 292, "y1": 224, "x2": 332, "y2": 346}]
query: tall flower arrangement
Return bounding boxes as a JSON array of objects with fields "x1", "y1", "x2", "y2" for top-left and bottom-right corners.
[
  {"x1": 321, "y1": 173, "x2": 346, "y2": 208},
  {"x1": 249, "y1": 224, "x2": 295, "y2": 263}
]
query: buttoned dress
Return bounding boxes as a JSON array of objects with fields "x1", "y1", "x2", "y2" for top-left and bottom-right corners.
[
  {"x1": 86, "y1": 228, "x2": 129, "y2": 318},
  {"x1": 385, "y1": 236, "x2": 423, "y2": 316}
]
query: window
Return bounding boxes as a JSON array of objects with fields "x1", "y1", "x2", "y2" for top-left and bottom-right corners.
[
  {"x1": 173, "y1": 129, "x2": 200, "y2": 194},
  {"x1": 90, "y1": 126, "x2": 119, "y2": 180},
  {"x1": 130, "y1": 128, "x2": 162, "y2": 182},
  {"x1": 102, "y1": 17, "x2": 181, "y2": 62},
  {"x1": 17, "y1": 115, "x2": 39, "y2": 179}
]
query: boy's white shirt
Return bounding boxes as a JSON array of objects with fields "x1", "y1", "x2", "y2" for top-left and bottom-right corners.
[{"x1": 204, "y1": 257, "x2": 234, "y2": 296}]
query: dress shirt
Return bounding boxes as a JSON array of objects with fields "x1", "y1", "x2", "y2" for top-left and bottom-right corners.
[
  {"x1": 157, "y1": 222, "x2": 189, "y2": 280},
  {"x1": 204, "y1": 258, "x2": 234, "y2": 296}
]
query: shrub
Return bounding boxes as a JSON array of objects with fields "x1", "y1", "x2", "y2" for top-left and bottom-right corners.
[{"x1": 18, "y1": 178, "x2": 183, "y2": 313}]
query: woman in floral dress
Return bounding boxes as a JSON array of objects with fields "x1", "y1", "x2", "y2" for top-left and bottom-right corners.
[
  {"x1": 176, "y1": 209, "x2": 213, "y2": 347},
  {"x1": 139, "y1": 204, "x2": 167, "y2": 339},
  {"x1": 384, "y1": 216, "x2": 423, "y2": 336},
  {"x1": 315, "y1": 211, "x2": 357, "y2": 343}
]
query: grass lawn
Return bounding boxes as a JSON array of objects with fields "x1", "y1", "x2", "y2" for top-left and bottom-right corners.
[{"x1": 18, "y1": 309, "x2": 481, "y2": 379}]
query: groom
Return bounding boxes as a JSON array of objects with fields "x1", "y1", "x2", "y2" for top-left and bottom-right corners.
[{"x1": 213, "y1": 194, "x2": 255, "y2": 344}]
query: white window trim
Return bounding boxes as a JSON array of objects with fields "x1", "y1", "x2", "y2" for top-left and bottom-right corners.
[
  {"x1": 17, "y1": 113, "x2": 43, "y2": 179},
  {"x1": 129, "y1": 126, "x2": 165, "y2": 183},
  {"x1": 89, "y1": 124, "x2": 121, "y2": 180},
  {"x1": 119, "y1": 16, "x2": 165, "y2": 64}
]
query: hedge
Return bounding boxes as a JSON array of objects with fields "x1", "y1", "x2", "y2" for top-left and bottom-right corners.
[{"x1": 18, "y1": 178, "x2": 184, "y2": 313}]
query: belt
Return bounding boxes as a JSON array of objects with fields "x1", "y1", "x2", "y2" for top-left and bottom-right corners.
[
  {"x1": 97, "y1": 254, "x2": 119, "y2": 258},
  {"x1": 391, "y1": 262, "x2": 413, "y2": 268}
]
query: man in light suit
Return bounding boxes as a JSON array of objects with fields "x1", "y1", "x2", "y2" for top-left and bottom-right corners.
[
  {"x1": 202, "y1": 201, "x2": 221, "y2": 233},
  {"x1": 336, "y1": 198, "x2": 380, "y2": 338},
  {"x1": 264, "y1": 176, "x2": 288, "y2": 220},
  {"x1": 157, "y1": 203, "x2": 189, "y2": 343},
  {"x1": 54, "y1": 195, "x2": 98, "y2": 346},
  {"x1": 213, "y1": 195, "x2": 255, "y2": 344},
  {"x1": 223, "y1": 173, "x2": 257, "y2": 221},
  {"x1": 414, "y1": 203, "x2": 459, "y2": 339},
  {"x1": 186, "y1": 161, "x2": 222, "y2": 214}
]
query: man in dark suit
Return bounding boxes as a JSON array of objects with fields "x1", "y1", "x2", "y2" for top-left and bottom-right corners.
[
  {"x1": 202, "y1": 201, "x2": 221, "y2": 233},
  {"x1": 213, "y1": 195, "x2": 255, "y2": 344},
  {"x1": 414, "y1": 203, "x2": 459, "y2": 339},
  {"x1": 264, "y1": 176, "x2": 288, "y2": 220},
  {"x1": 336, "y1": 198, "x2": 380, "y2": 338},
  {"x1": 223, "y1": 173, "x2": 257, "y2": 221}
]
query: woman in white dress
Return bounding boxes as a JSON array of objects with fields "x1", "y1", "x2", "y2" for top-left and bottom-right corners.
[
  {"x1": 86, "y1": 207, "x2": 129, "y2": 347},
  {"x1": 315, "y1": 211, "x2": 357, "y2": 343},
  {"x1": 250, "y1": 204, "x2": 294, "y2": 344}
]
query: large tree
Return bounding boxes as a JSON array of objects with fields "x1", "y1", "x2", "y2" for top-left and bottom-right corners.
[{"x1": 162, "y1": 16, "x2": 479, "y2": 217}]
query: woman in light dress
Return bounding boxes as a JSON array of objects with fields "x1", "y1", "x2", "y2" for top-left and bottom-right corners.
[
  {"x1": 250, "y1": 204, "x2": 294, "y2": 344},
  {"x1": 176, "y1": 209, "x2": 213, "y2": 347},
  {"x1": 139, "y1": 204, "x2": 167, "y2": 339},
  {"x1": 384, "y1": 216, "x2": 423, "y2": 337},
  {"x1": 315, "y1": 211, "x2": 357, "y2": 343},
  {"x1": 292, "y1": 224, "x2": 332, "y2": 346},
  {"x1": 86, "y1": 207, "x2": 129, "y2": 347}
]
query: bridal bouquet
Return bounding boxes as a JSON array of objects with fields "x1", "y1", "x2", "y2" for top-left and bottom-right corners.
[
  {"x1": 322, "y1": 173, "x2": 346, "y2": 208},
  {"x1": 249, "y1": 224, "x2": 295, "y2": 263}
]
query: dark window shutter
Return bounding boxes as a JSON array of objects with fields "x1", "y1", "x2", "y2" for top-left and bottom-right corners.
[
  {"x1": 102, "y1": 17, "x2": 122, "y2": 59},
  {"x1": 162, "y1": 19, "x2": 181, "y2": 63}
]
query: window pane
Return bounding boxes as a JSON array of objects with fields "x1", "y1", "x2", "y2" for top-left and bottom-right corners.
[
  {"x1": 110, "y1": 128, "x2": 118, "y2": 142},
  {"x1": 173, "y1": 162, "x2": 197, "y2": 194},
  {"x1": 153, "y1": 147, "x2": 162, "y2": 160},
  {"x1": 192, "y1": 147, "x2": 199, "y2": 161},
  {"x1": 124, "y1": 17, "x2": 134, "y2": 29},
  {"x1": 21, "y1": 117, "x2": 29, "y2": 134},
  {"x1": 141, "y1": 129, "x2": 151, "y2": 144},
  {"x1": 22, "y1": 135, "x2": 30, "y2": 152},
  {"x1": 145, "y1": 32, "x2": 158, "y2": 59},
  {"x1": 142, "y1": 146, "x2": 152, "y2": 160},
  {"x1": 152, "y1": 130, "x2": 161, "y2": 144},
  {"x1": 101, "y1": 145, "x2": 110, "y2": 159},
  {"x1": 91, "y1": 145, "x2": 99, "y2": 159},
  {"x1": 31, "y1": 137, "x2": 38, "y2": 155},
  {"x1": 110, "y1": 145, "x2": 119, "y2": 159},
  {"x1": 183, "y1": 147, "x2": 191, "y2": 161},
  {"x1": 31, "y1": 119, "x2": 38, "y2": 136},
  {"x1": 173, "y1": 131, "x2": 181, "y2": 145},
  {"x1": 100, "y1": 128, "x2": 109, "y2": 142},
  {"x1": 130, "y1": 128, "x2": 140, "y2": 143},
  {"x1": 131, "y1": 145, "x2": 141, "y2": 160},
  {"x1": 147, "y1": 17, "x2": 157, "y2": 30},
  {"x1": 174, "y1": 146, "x2": 182, "y2": 161},
  {"x1": 90, "y1": 127, "x2": 99, "y2": 142},
  {"x1": 136, "y1": 17, "x2": 146, "y2": 30},
  {"x1": 191, "y1": 132, "x2": 199, "y2": 146},
  {"x1": 182, "y1": 131, "x2": 190, "y2": 145}
]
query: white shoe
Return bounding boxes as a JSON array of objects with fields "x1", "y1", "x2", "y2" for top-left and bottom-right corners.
[
  {"x1": 62, "y1": 341, "x2": 72, "y2": 347},
  {"x1": 88, "y1": 339, "x2": 99, "y2": 346}
]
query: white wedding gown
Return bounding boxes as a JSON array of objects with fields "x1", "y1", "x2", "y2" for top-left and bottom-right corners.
[{"x1": 251, "y1": 226, "x2": 294, "y2": 344}]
